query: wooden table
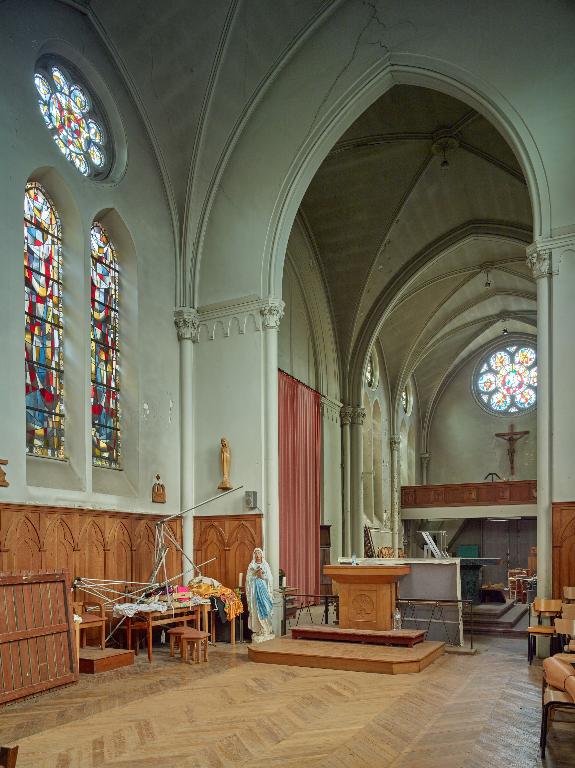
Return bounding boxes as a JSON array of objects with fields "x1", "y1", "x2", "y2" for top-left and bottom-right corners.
[
  {"x1": 324, "y1": 564, "x2": 411, "y2": 631},
  {"x1": 126, "y1": 603, "x2": 209, "y2": 663}
]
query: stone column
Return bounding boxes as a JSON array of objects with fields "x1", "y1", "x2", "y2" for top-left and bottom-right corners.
[
  {"x1": 420, "y1": 452, "x2": 431, "y2": 485},
  {"x1": 527, "y1": 245, "x2": 553, "y2": 598},
  {"x1": 390, "y1": 435, "x2": 401, "y2": 555},
  {"x1": 174, "y1": 307, "x2": 199, "y2": 582},
  {"x1": 320, "y1": 397, "x2": 342, "y2": 559},
  {"x1": 261, "y1": 300, "x2": 284, "y2": 592},
  {"x1": 350, "y1": 407, "x2": 366, "y2": 557},
  {"x1": 340, "y1": 406, "x2": 353, "y2": 556}
]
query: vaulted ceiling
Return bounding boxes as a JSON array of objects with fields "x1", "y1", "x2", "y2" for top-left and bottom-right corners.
[{"x1": 296, "y1": 84, "x2": 534, "y2": 421}]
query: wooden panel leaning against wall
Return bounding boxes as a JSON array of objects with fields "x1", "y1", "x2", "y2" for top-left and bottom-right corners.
[
  {"x1": 0, "y1": 503, "x2": 182, "y2": 586},
  {"x1": 194, "y1": 514, "x2": 263, "y2": 588},
  {"x1": 552, "y1": 502, "x2": 575, "y2": 598}
]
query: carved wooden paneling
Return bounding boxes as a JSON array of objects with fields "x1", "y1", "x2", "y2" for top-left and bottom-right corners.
[
  {"x1": 552, "y1": 502, "x2": 575, "y2": 598},
  {"x1": 194, "y1": 514, "x2": 263, "y2": 587},
  {"x1": 401, "y1": 480, "x2": 536, "y2": 509},
  {"x1": 0, "y1": 503, "x2": 182, "y2": 586}
]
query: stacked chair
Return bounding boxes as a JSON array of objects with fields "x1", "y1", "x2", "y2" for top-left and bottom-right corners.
[{"x1": 527, "y1": 598, "x2": 563, "y2": 664}]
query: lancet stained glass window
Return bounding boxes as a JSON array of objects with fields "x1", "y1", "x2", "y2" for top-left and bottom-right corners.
[
  {"x1": 473, "y1": 343, "x2": 537, "y2": 416},
  {"x1": 24, "y1": 182, "x2": 65, "y2": 458},
  {"x1": 91, "y1": 222, "x2": 120, "y2": 468},
  {"x1": 34, "y1": 63, "x2": 107, "y2": 178}
]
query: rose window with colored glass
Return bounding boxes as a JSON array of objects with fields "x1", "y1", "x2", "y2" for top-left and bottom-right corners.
[
  {"x1": 473, "y1": 343, "x2": 537, "y2": 415},
  {"x1": 34, "y1": 64, "x2": 108, "y2": 177}
]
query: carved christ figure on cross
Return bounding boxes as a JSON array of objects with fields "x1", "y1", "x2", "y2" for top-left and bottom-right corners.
[{"x1": 495, "y1": 423, "x2": 529, "y2": 477}]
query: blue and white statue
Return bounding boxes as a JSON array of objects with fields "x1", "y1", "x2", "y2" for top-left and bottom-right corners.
[{"x1": 246, "y1": 547, "x2": 275, "y2": 643}]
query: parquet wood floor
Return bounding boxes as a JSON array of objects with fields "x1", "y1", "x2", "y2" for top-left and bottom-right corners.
[{"x1": 1, "y1": 638, "x2": 574, "y2": 767}]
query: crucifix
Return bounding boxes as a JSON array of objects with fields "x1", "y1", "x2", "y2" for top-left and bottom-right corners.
[{"x1": 494, "y1": 424, "x2": 529, "y2": 477}]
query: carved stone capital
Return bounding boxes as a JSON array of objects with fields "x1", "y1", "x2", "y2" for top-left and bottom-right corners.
[
  {"x1": 526, "y1": 245, "x2": 552, "y2": 280},
  {"x1": 350, "y1": 407, "x2": 367, "y2": 426},
  {"x1": 260, "y1": 300, "x2": 285, "y2": 330},
  {"x1": 321, "y1": 396, "x2": 342, "y2": 422},
  {"x1": 420, "y1": 452, "x2": 431, "y2": 464},
  {"x1": 340, "y1": 406, "x2": 353, "y2": 425},
  {"x1": 174, "y1": 307, "x2": 200, "y2": 342}
]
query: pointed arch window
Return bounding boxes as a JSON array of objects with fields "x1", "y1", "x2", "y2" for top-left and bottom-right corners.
[
  {"x1": 91, "y1": 222, "x2": 120, "y2": 468},
  {"x1": 24, "y1": 182, "x2": 65, "y2": 458}
]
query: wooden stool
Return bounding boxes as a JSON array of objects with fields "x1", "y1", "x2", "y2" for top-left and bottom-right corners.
[
  {"x1": 167, "y1": 627, "x2": 189, "y2": 657},
  {"x1": 179, "y1": 629, "x2": 209, "y2": 664}
]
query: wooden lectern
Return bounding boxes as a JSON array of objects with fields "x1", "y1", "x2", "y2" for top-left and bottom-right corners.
[{"x1": 324, "y1": 564, "x2": 411, "y2": 631}]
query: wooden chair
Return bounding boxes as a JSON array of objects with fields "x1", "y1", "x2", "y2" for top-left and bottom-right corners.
[
  {"x1": 179, "y1": 628, "x2": 209, "y2": 664},
  {"x1": 528, "y1": 599, "x2": 563, "y2": 664},
  {"x1": 563, "y1": 586, "x2": 575, "y2": 603},
  {"x1": 73, "y1": 600, "x2": 106, "y2": 651},
  {"x1": 555, "y1": 618, "x2": 575, "y2": 654},
  {"x1": 167, "y1": 626, "x2": 188, "y2": 657},
  {"x1": 540, "y1": 657, "x2": 575, "y2": 757},
  {"x1": 562, "y1": 603, "x2": 575, "y2": 620}
]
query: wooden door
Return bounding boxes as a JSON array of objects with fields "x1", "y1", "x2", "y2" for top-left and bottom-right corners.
[
  {"x1": 194, "y1": 515, "x2": 263, "y2": 587},
  {"x1": 553, "y1": 503, "x2": 575, "y2": 597}
]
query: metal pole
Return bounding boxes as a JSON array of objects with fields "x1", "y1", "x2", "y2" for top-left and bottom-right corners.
[
  {"x1": 281, "y1": 589, "x2": 287, "y2": 636},
  {"x1": 324, "y1": 594, "x2": 329, "y2": 625}
]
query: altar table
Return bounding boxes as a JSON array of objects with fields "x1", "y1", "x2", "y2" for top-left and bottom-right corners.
[
  {"x1": 126, "y1": 603, "x2": 209, "y2": 663},
  {"x1": 324, "y1": 564, "x2": 411, "y2": 631}
]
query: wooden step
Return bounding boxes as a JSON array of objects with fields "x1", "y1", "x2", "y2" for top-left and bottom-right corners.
[
  {"x1": 291, "y1": 625, "x2": 425, "y2": 647},
  {"x1": 249, "y1": 638, "x2": 445, "y2": 674},
  {"x1": 79, "y1": 648, "x2": 135, "y2": 675}
]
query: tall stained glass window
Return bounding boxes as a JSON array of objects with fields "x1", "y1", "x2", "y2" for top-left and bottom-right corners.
[
  {"x1": 91, "y1": 222, "x2": 120, "y2": 468},
  {"x1": 473, "y1": 343, "x2": 537, "y2": 415},
  {"x1": 24, "y1": 182, "x2": 65, "y2": 458},
  {"x1": 34, "y1": 63, "x2": 107, "y2": 178}
]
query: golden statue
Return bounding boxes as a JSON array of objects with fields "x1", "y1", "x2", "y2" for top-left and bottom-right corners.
[
  {"x1": 151, "y1": 474, "x2": 166, "y2": 503},
  {"x1": 218, "y1": 437, "x2": 233, "y2": 491}
]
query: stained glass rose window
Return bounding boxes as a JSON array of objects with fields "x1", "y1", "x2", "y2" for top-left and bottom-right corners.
[
  {"x1": 473, "y1": 343, "x2": 537, "y2": 415},
  {"x1": 34, "y1": 64, "x2": 108, "y2": 178}
]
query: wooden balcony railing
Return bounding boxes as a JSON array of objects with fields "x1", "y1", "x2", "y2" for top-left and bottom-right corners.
[{"x1": 401, "y1": 480, "x2": 536, "y2": 508}]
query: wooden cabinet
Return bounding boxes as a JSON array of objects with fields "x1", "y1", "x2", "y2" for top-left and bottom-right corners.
[
  {"x1": 553, "y1": 502, "x2": 575, "y2": 597},
  {"x1": 193, "y1": 514, "x2": 262, "y2": 588}
]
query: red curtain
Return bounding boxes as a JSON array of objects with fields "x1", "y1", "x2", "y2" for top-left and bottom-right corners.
[{"x1": 279, "y1": 370, "x2": 321, "y2": 597}]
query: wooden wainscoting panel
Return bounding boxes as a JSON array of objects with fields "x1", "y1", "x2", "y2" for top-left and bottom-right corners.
[
  {"x1": 552, "y1": 502, "x2": 575, "y2": 598},
  {"x1": 194, "y1": 514, "x2": 262, "y2": 588},
  {"x1": 0, "y1": 503, "x2": 182, "y2": 586},
  {"x1": 401, "y1": 480, "x2": 536, "y2": 508}
]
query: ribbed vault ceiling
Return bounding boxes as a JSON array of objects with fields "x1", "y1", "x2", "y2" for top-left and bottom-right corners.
[{"x1": 296, "y1": 84, "x2": 534, "y2": 423}]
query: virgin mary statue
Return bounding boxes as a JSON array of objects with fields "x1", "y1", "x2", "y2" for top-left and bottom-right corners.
[{"x1": 246, "y1": 548, "x2": 275, "y2": 643}]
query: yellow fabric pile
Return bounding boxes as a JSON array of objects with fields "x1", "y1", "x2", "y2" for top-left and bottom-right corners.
[{"x1": 188, "y1": 579, "x2": 243, "y2": 621}]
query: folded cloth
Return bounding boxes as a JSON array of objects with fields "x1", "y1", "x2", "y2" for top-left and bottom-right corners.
[{"x1": 113, "y1": 601, "x2": 168, "y2": 617}]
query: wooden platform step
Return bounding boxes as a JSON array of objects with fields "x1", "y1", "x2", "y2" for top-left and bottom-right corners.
[
  {"x1": 291, "y1": 625, "x2": 425, "y2": 647},
  {"x1": 248, "y1": 638, "x2": 445, "y2": 675},
  {"x1": 79, "y1": 648, "x2": 135, "y2": 675}
]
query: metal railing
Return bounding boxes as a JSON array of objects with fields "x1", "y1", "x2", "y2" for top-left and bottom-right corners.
[
  {"x1": 397, "y1": 598, "x2": 474, "y2": 649},
  {"x1": 280, "y1": 591, "x2": 339, "y2": 636}
]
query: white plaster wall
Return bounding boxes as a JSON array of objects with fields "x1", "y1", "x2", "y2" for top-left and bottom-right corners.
[
  {"x1": 279, "y1": 259, "x2": 317, "y2": 388},
  {"x1": 193, "y1": 321, "x2": 264, "y2": 521},
  {"x1": 0, "y1": 1, "x2": 179, "y2": 513},
  {"x1": 429, "y1": 357, "x2": 537, "y2": 484}
]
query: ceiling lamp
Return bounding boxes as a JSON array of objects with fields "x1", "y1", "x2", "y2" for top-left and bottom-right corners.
[
  {"x1": 431, "y1": 130, "x2": 459, "y2": 172},
  {"x1": 484, "y1": 269, "x2": 492, "y2": 288}
]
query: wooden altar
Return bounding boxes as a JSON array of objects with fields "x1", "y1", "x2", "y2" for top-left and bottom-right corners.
[{"x1": 323, "y1": 564, "x2": 411, "y2": 631}]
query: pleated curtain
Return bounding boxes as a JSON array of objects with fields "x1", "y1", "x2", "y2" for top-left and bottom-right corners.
[{"x1": 278, "y1": 370, "x2": 321, "y2": 597}]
